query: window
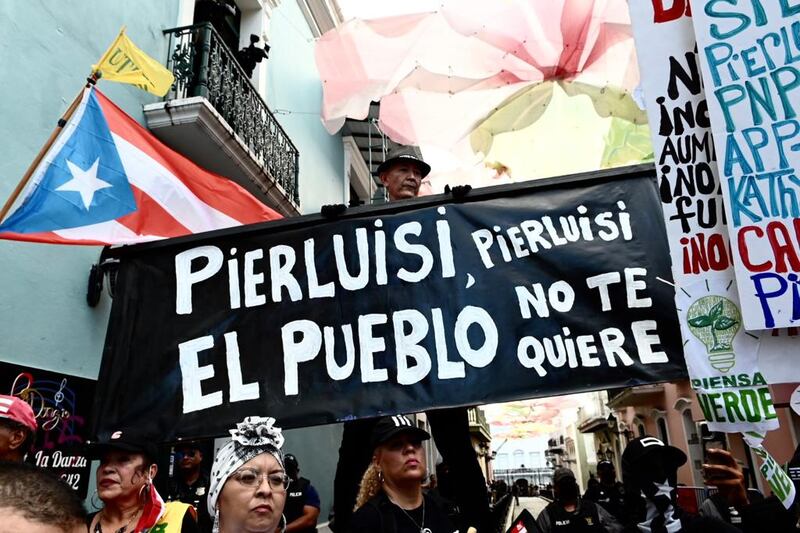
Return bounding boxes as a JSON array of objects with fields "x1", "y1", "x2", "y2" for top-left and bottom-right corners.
[
  {"x1": 529, "y1": 451, "x2": 542, "y2": 467},
  {"x1": 513, "y1": 450, "x2": 524, "y2": 468},
  {"x1": 657, "y1": 417, "x2": 670, "y2": 444},
  {"x1": 194, "y1": 0, "x2": 242, "y2": 52},
  {"x1": 496, "y1": 453, "x2": 509, "y2": 470},
  {"x1": 637, "y1": 420, "x2": 646, "y2": 437}
]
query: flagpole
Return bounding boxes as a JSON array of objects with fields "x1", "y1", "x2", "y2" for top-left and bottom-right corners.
[{"x1": 0, "y1": 74, "x2": 98, "y2": 223}]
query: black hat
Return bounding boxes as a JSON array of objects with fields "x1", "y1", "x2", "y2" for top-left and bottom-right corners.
[
  {"x1": 370, "y1": 415, "x2": 431, "y2": 450},
  {"x1": 376, "y1": 146, "x2": 431, "y2": 178},
  {"x1": 622, "y1": 436, "x2": 687, "y2": 473},
  {"x1": 284, "y1": 453, "x2": 299, "y2": 471},
  {"x1": 553, "y1": 467, "x2": 576, "y2": 485},
  {"x1": 597, "y1": 460, "x2": 615, "y2": 470},
  {"x1": 87, "y1": 429, "x2": 159, "y2": 464}
]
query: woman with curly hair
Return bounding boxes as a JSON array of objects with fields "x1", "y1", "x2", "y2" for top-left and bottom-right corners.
[
  {"x1": 350, "y1": 415, "x2": 458, "y2": 533},
  {"x1": 207, "y1": 416, "x2": 290, "y2": 533}
]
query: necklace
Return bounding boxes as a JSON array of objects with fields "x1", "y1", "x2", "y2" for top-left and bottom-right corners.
[
  {"x1": 94, "y1": 507, "x2": 141, "y2": 533},
  {"x1": 391, "y1": 496, "x2": 432, "y2": 533}
]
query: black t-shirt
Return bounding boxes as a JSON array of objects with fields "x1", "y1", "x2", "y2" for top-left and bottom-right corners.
[
  {"x1": 583, "y1": 482, "x2": 624, "y2": 519},
  {"x1": 350, "y1": 492, "x2": 458, "y2": 533}
]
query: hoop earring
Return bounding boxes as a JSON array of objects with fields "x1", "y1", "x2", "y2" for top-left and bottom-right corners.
[
  {"x1": 90, "y1": 489, "x2": 103, "y2": 510},
  {"x1": 138, "y1": 482, "x2": 151, "y2": 502},
  {"x1": 378, "y1": 470, "x2": 384, "y2": 484},
  {"x1": 280, "y1": 513, "x2": 287, "y2": 531}
]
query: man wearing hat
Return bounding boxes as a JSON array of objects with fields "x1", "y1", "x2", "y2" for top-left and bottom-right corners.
[
  {"x1": 621, "y1": 435, "x2": 689, "y2": 532},
  {"x1": 584, "y1": 460, "x2": 625, "y2": 521},
  {"x1": 623, "y1": 436, "x2": 795, "y2": 532},
  {"x1": 167, "y1": 441, "x2": 212, "y2": 533},
  {"x1": 0, "y1": 394, "x2": 38, "y2": 462},
  {"x1": 332, "y1": 147, "x2": 490, "y2": 533},
  {"x1": 536, "y1": 467, "x2": 622, "y2": 533},
  {"x1": 283, "y1": 453, "x2": 321, "y2": 533},
  {"x1": 375, "y1": 146, "x2": 430, "y2": 201}
]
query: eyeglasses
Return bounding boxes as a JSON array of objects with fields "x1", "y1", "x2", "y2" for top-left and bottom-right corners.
[{"x1": 232, "y1": 468, "x2": 289, "y2": 491}]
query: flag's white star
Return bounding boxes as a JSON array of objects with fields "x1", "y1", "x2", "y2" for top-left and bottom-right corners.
[
  {"x1": 57, "y1": 158, "x2": 113, "y2": 209},
  {"x1": 654, "y1": 480, "x2": 673, "y2": 498}
]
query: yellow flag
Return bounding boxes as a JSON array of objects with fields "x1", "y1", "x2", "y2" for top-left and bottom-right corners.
[{"x1": 93, "y1": 28, "x2": 174, "y2": 96}]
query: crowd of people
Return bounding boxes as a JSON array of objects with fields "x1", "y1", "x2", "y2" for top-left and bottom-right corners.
[
  {"x1": 3, "y1": 151, "x2": 800, "y2": 533},
  {"x1": 5, "y1": 385, "x2": 800, "y2": 533}
]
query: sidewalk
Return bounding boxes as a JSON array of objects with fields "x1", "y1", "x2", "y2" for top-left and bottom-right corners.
[{"x1": 505, "y1": 496, "x2": 550, "y2": 530}]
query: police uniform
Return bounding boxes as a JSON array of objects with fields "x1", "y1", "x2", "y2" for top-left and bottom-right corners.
[{"x1": 284, "y1": 475, "x2": 321, "y2": 533}]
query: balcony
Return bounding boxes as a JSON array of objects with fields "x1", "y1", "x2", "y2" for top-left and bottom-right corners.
[
  {"x1": 606, "y1": 384, "x2": 666, "y2": 409},
  {"x1": 144, "y1": 23, "x2": 300, "y2": 216},
  {"x1": 546, "y1": 436, "x2": 565, "y2": 455},
  {"x1": 468, "y1": 406, "x2": 491, "y2": 443}
]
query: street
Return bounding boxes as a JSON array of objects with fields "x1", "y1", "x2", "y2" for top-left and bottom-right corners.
[{"x1": 505, "y1": 496, "x2": 550, "y2": 530}]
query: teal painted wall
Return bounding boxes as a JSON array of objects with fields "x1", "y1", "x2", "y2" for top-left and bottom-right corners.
[
  {"x1": 266, "y1": 5, "x2": 347, "y2": 522},
  {"x1": 283, "y1": 423, "x2": 344, "y2": 524},
  {"x1": 0, "y1": 1, "x2": 179, "y2": 379},
  {"x1": 267, "y1": 0, "x2": 346, "y2": 214}
]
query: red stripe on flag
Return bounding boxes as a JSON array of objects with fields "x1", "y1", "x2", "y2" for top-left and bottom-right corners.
[
  {"x1": 94, "y1": 89, "x2": 283, "y2": 224},
  {"x1": 116, "y1": 185, "x2": 191, "y2": 238}
]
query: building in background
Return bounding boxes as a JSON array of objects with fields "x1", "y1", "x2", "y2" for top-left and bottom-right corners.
[
  {"x1": 609, "y1": 380, "x2": 800, "y2": 496},
  {"x1": 577, "y1": 391, "x2": 622, "y2": 476},
  {"x1": 493, "y1": 435, "x2": 551, "y2": 488},
  {"x1": 0, "y1": 0, "x2": 384, "y2": 523},
  {"x1": 468, "y1": 406, "x2": 493, "y2": 482}
]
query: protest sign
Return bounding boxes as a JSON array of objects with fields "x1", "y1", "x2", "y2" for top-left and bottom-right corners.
[
  {"x1": 629, "y1": 1, "x2": 777, "y2": 433},
  {"x1": 0, "y1": 362, "x2": 95, "y2": 497},
  {"x1": 749, "y1": 437, "x2": 796, "y2": 509},
  {"x1": 92, "y1": 166, "x2": 686, "y2": 440},
  {"x1": 692, "y1": 1, "x2": 800, "y2": 330}
]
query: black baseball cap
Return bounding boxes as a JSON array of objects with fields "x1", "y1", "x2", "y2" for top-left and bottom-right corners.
[
  {"x1": 553, "y1": 467, "x2": 576, "y2": 484},
  {"x1": 622, "y1": 436, "x2": 687, "y2": 472},
  {"x1": 376, "y1": 146, "x2": 431, "y2": 178},
  {"x1": 370, "y1": 415, "x2": 431, "y2": 450},
  {"x1": 284, "y1": 453, "x2": 299, "y2": 471},
  {"x1": 87, "y1": 429, "x2": 159, "y2": 464}
]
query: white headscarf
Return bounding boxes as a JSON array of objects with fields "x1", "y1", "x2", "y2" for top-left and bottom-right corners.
[{"x1": 207, "y1": 416, "x2": 285, "y2": 518}]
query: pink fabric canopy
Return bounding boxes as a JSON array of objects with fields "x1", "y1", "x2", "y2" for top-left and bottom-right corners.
[{"x1": 316, "y1": 0, "x2": 648, "y2": 190}]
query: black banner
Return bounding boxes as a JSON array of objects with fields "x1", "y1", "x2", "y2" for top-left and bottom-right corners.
[
  {"x1": 94, "y1": 165, "x2": 686, "y2": 440},
  {"x1": 0, "y1": 362, "x2": 95, "y2": 497}
]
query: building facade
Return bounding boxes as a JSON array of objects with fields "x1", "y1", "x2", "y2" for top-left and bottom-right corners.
[{"x1": 609, "y1": 380, "x2": 800, "y2": 495}]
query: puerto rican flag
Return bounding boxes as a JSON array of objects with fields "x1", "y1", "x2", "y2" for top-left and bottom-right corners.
[{"x1": 0, "y1": 87, "x2": 281, "y2": 245}]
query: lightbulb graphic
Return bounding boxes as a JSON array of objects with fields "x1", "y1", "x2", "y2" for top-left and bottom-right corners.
[{"x1": 686, "y1": 296, "x2": 741, "y2": 373}]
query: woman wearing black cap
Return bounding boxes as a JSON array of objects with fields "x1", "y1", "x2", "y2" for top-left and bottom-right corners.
[
  {"x1": 87, "y1": 432, "x2": 199, "y2": 533},
  {"x1": 350, "y1": 414, "x2": 457, "y2": 533}
]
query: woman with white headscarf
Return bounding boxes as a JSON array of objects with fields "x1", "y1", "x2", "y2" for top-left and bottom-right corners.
[{"x1": 208, "y1": 416, "x2": 289, "y2": 533}]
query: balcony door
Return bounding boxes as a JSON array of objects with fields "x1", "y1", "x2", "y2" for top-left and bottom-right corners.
[{"x1": 193, "y1": 0, "x2": 242, "y2": 54}]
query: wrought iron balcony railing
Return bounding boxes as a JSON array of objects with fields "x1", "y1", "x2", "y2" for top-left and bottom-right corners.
[{"x1": 163, "y1": 23, "x2": 299, "y2": 204}]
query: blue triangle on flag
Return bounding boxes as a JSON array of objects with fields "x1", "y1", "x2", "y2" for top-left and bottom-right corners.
[{"x1": 0, "y1": 89, "x2": 136, "y2": 234}]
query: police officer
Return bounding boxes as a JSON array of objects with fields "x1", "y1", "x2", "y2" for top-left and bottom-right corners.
[
  {"x1": 583, "y1": 460, "x2": 625, "y2": 520},
  {"x1": 536, "y1": 468, "x2": 622, "y2": 533},
  {"x1": 283, "y1": 454, "x2": 321, "y2": 533},
  {"x1": 167, "y1": 442, "x2": 211, "y2": 532}
]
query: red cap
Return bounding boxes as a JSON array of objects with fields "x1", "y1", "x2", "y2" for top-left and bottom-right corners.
[{"x1": 0, "y1": 395, "x2": 37, "y2": 432}]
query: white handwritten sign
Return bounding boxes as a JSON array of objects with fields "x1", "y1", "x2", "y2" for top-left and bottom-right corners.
[{"x1": 692, "y1": 0, "x2": 800, "y2": 330}]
